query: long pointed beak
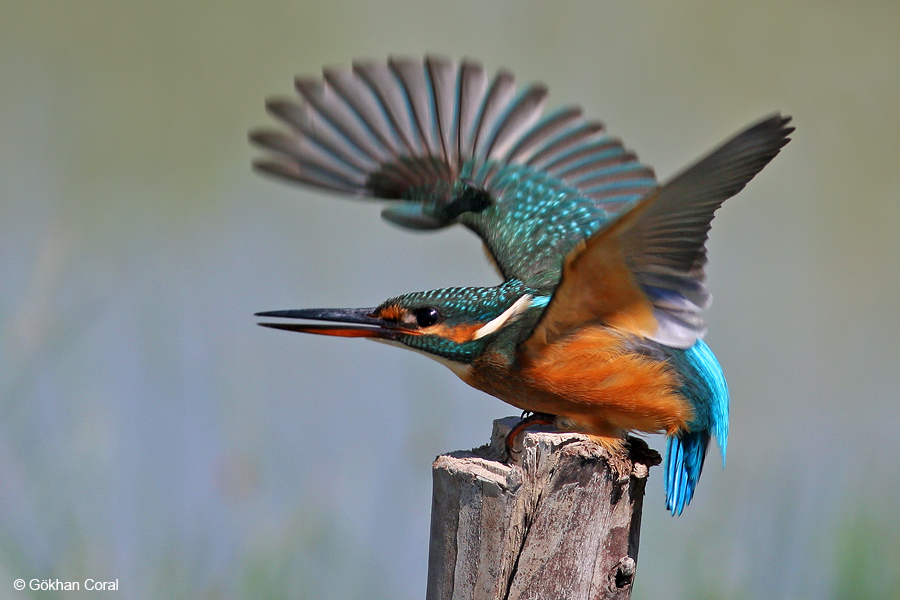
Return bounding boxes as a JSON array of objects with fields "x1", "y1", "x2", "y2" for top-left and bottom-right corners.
[{"x1": 255, "y1": 307, "x2": 405, "y2": 339}]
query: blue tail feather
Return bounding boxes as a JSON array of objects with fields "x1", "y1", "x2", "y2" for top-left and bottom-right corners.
[
  {"x1": 663, "y1": 339, "x2": 729, "y2": 516},
  {"x1": 665, "y1": 431, "x2": 710, "y2": 516}
]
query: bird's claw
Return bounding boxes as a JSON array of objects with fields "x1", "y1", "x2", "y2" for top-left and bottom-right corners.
[{"x1": 504, "y1": 412, "x2": 556, "y2": 460}]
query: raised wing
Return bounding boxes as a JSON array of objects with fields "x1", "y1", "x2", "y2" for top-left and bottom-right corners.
[
  {"x1": 251, "y1": 56, "x2": 657, "y2": 288},
  {"x1": 525, "y1": 114, "x2": 793, "y2": 351}
]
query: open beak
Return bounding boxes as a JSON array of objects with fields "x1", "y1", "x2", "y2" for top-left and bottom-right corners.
[{"x1": 255, "y1": 307, "x2": 407, "y2": 339}]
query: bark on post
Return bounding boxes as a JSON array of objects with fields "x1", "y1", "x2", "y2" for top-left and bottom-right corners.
[{"x1": 426, "y1": 417, "x2": 661, "y2": 600}]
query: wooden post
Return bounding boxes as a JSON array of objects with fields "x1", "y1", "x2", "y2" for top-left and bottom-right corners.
[{"x1": 426, "y1": 417, "x2": 661, "y2": 600}]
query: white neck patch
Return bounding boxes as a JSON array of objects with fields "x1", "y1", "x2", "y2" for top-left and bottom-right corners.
[{"x1": 473, "y1": 294, "x2": 534, "y2": 340}]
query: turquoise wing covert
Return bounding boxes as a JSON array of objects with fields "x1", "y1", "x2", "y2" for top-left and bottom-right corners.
[{"x1": 250, "y1": 56, "x2": 658, "y2": 290}]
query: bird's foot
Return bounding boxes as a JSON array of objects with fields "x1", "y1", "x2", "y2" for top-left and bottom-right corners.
[
  {"x1": 624, "y1": 436, "x2": 662, "y2": 467},
  {"x1": 505, "y1": 412, "x2": 556, "y2": 458}
]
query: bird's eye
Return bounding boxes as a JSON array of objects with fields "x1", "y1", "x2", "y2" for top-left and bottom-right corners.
[{"x1": 413, "y1": 306, "x2": 441, "y2": 328}]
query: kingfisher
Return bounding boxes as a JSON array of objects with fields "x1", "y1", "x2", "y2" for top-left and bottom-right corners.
[{"x1": 250, "y1": 56, "x2": 792, "y2": 515}]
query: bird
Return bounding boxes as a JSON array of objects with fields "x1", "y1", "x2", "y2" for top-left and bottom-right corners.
[{"x1": 250, "y1": 56, "x2": 792, "y2": 515}]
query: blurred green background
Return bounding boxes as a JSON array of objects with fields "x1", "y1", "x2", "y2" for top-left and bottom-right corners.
[{"x1": 2, "y1": 1, "x2": 899, "y2": 598}]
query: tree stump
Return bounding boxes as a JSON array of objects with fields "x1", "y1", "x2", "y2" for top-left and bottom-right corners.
[{"x1": 426, "y1": 417, "x2": 661, "y2": 600}]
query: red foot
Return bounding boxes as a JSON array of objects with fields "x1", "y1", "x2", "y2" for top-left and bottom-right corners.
[{"x1": 505, "y1": 412, "x2": 556, "y2": 456}]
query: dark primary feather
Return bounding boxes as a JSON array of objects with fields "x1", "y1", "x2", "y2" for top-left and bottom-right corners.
[
  {"x1": 251, "y1": 56, "x2": 657, "y2": 287},
  {"x1": 532, "y1": 114, "x2": 793, "y2": 350},
  {"x1": 621, "y1": 114, "x2": 794, "y2": 279},
  {"x1": 620, "y1": 114, "x2": 793, "y2": 347}
]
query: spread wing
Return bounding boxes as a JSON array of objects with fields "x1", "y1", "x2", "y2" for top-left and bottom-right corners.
[
  {"x1": 525, "y1": 114, "x2": 793, "y2": 351},
  {"x1": 251, "y1": 56, "x2": 657, "y2": 288}
]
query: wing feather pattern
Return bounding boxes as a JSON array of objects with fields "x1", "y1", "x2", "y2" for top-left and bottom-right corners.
[
  {"x1": 528, "y1": 114, "x2": 793, "y2": 351},
  {"x1": 252, "y1": 56, "x2": 657, "y2": 284}
]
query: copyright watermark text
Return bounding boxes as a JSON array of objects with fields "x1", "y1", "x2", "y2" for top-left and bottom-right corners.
[{"x1": 14, "y1": 578, "x2": 119, "y2": 592}]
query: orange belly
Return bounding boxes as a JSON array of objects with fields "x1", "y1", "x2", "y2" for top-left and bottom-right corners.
[{"x1": 464, "y1": 326, "x2": 693, "y2": 446}]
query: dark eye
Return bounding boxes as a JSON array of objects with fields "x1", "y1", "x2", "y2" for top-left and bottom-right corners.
[{"x1": 413, "y1": 306, "x2": 441, "y2": 328}]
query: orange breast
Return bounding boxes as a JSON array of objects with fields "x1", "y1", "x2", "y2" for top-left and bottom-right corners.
[{"x1": 465, "y1": 326, "x2": 693, "y2": 444}]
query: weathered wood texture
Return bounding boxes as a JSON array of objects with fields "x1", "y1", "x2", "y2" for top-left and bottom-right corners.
[{"x1": 426, "y1": 417, "x2": 661, "y2": 600}]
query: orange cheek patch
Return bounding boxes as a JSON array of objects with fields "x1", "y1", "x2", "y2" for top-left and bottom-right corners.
[{"x1": 429, "y1": 323, "x2": 482, "y2": 343}]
